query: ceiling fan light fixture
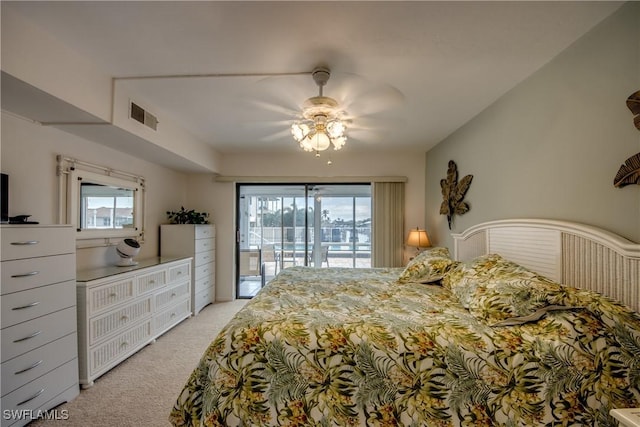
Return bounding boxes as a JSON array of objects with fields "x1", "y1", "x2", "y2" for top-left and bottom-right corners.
[
  {"x1": 326, "y1": 120, "x2": 345, "y2": 139},
  {"x1": 292, "y1": 117, "x2": 347, "y2": 153},
  {"x1": 332, "y1": 135, "x2": 347, "y2": 150},
  {"x1": 291, "y1": 66, "x2": 348, "y2": 156},
  {"x1": 291, "y1": 122, "x2": 308, "y2": 142},
  {"x1": 312, "y1": 132, "x2": 332, "y2": 151}
]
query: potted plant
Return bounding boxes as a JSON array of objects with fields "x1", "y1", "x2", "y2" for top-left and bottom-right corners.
[{"x1": 166, "y1": 206, "x2": 210, "y2": 224}]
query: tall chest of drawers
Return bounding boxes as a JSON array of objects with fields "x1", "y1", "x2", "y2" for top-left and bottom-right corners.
[
  {"x1": 160, "y1": 224, "x2": 215, "y2": 315},
  {"x1": 1, "y1": 225, "x2": 79, "y2": 427},
  {"x1": 76, "y1": 257, "x2": 192, "y2": 388}
]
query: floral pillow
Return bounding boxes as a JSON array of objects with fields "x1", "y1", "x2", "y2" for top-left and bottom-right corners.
[
  {"x1": 442, "y1": 253, "x2": 566, "y2": 324},
  {"x1": 397, "y1": 247, "x2": 456, "y2": 284}
]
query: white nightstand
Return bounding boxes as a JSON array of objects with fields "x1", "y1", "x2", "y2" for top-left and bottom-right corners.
[{"x1": 611, "y1": 408, "x2": 640, "y2": 427}]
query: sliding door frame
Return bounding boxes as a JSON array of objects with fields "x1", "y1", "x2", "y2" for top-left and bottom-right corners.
[{"x1": 235, "y1": 182, "x2": 371, "y2": 298}]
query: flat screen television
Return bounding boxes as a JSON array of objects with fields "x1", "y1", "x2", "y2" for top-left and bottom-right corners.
[{"x1": 1, "y1": 173, "x2": 8, "y2": 222}]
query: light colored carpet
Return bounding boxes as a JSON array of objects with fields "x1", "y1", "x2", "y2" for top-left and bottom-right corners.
[{"x1": 31, "y1": 299, "x2": 247, "y2": 427}]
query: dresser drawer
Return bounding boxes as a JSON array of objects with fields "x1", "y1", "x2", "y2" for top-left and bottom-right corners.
[
  {"x1": 2, "y1": 280, "x2": 75, "y2": 328},
  {"x1": 89, "y1": 296, "x2": 153, "y2": 346},
  {"x1": 87, "y1": 277, "x2": 135, "y2": 314},
  {"x1": 1, "y1": 332, "x2": 77, "y2": 396},
  {"x1": 168, "y1": 262, "x2": 190, "y2": 283},
  {"x1": 137, "y1": 269, "x2": 166, "y2": 294},
  {"x1": 1, "y1": 308, "x2": 77, "y2": 363},
  {"x1": 195, "y1": 225, "x2": 215, "y2": 239},
  {"x1": 1, "y1": 227, "x2": 74, "y2": 261},
  {"x1": 1, "y1": 359, "x2": 77, "y2": 426},
  {"x1": 156, "y1": 281, "x2": 190, "y2": 311},
  {"x1": 194, "y1": 275, "x2": 213, "y2": 293},
  {"x1": 1, "y1": 254, "x2": 76, "y2": 295},
  {"x1": 194, "y1": 287, "x2": 213, "y2": 314},
  {"x1": 194, "y1": 250, "x2": 213, "y2": 267},
  {"x1": 195, "y1": 238, "x2": 214, "y2": 253},
  {"x1": 89, "y1": 320, "x2": 153, "y2": 377},
  {"x1": 155, "y1": 299, "x2": 191, "y2": 334},
  {"x1": 195, "y1": 262, "x2": 213, "y2": 281}
]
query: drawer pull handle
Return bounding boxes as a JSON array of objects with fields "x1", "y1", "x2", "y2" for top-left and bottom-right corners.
[
  {"x1": 11, "y1": 240, "x2": 40, "y2": 246},
  {"x1": 14, "y1": 331, "x2": 42, "y2": 343},
  {"x1": 11, "y1": 271, "x2": 40, "y2": 278},
  {"x1": 171, "y1": 313, "x2": 176, "y2": 318},
  {"x1": 12, "y1": 302, "x2": 40, "y2": 310},
  {"x1": 120, "y1": 341, "x2": 129, "y2": 347},
  {"x1": 109, "y1": 293, "x2": 117, "y2": 298},
  {"x1": 15, "y1": 360, "x2": 44, "y2": 375},
  {"x1": 17, "y1": 388, "x2": 45, "y2": 406},
  {"x1": 171, "y1": 293, "x2": 177, "y2": 298},
  {"x1": 121, "y1": 315, "x2": 129, "y2": 321}
]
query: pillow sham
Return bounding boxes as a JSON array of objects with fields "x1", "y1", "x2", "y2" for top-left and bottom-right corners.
[
  {"x1": 442, "y1": 253, "x2": 566, "y2": 324},
  {"x1": 397, "y1": 247, "x2": 456, "y2": 284}
]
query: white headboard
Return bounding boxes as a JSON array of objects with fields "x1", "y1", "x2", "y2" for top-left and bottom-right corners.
[{"x1": 452, "y1": 219, "x2": 640, "y2": 313}]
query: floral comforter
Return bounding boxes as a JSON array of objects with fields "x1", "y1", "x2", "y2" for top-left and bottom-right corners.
[{"x1": 170, "y1": 266, "x2": 640, "y2": 426}]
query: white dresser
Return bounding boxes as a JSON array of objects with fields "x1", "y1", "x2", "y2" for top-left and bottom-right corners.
[
  {"x1": 160, "y1": 224, "x2": 215, "y2": 315},
  {"x1": 1, "y1": 225, "x2": 78, "y2": 427},
  {"x1": 76, "y1": 257, "x2": 191, "y2": 388}
]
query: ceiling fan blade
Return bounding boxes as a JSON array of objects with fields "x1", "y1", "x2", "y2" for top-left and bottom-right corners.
[
  {"x1": 342, "y1": 114, "x2": 405, "y2": 133},
  {"x1": 325, "y1": 71, "x2": 405, "y2": 117},
  {"x1": 260, "y1": 128, "x2": 292, "y2": 142},
  {"x1": 250, "y1": 73, "x2": 312, "y2": 112},
  {"x1": 248, "y1": 99, "x2": 301, "y2": 118},
  {"x1": 345, "y1": 128, "x2": 387, "y2": 144}
]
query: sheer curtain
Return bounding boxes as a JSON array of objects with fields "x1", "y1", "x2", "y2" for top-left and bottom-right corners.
[{"x1": 371, "y1": 182, "x2": 405, "y2": 267}]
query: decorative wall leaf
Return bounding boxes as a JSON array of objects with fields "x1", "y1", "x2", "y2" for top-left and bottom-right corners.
[
  {"x1": 440, "y1": 160, "x2": 473, "y2": 229},
  {"x1": 453, "y1": 175, "x2": 473, "y2": 205},
  {"x1": 440, "y1": 179, "x2": 450, "y2": 215},
  {"x1": 614, "y1": 152, "x2": 640, "y2": 188},
  {"x1": 627, "y1": 90, "x2": 640, "y2": 131},
  {"x1": 454, "y1": 202, "x2": 470, "y2": 215},
  {"x1": 615, "y1": 91, "x2": 640, "y2": 188}
]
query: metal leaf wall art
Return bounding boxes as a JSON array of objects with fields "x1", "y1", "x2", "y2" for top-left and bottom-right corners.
[
  {"x1": 614, "y1": 153, "x2": 640, "y2": 188},
  {"x1": 627, "y1": 90, "x2": 640, "y2": 131},
  {"x1": 613, "y1": 90, "x2": 640, "y2": 188},
  {"x1": 440, "y1": 160, "x2": 473, "y2": 229}
]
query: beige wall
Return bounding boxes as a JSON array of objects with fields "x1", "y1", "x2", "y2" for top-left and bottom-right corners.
[
  {"x1": 0, "y1": 112, "x2": 189, "y2": 269},
  {"x1": 187, "y1": 150, "x2": 426, "y2": 301},
  {"x1": 425, "y1": 2, "x2": 640, "y2": 251}
]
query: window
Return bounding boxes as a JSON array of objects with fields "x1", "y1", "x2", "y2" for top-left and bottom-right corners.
[
  {"x1": 80, "y1": 183, "x2": 135, "y2": 230},
  {"x1": 57, "y1": 155, "x2": 145, "y2": 246}
]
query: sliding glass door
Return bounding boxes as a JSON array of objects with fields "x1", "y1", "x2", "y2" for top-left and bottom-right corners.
[{"x1": 237, "y1": 184, "x2": 371, "y2": 298}]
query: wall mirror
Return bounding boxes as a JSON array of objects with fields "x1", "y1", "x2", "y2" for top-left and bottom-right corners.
[{"x1": 58, "y1": 155, "x2": 145, "y2": 246}]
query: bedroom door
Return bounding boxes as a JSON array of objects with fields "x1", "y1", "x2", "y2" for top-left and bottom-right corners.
[{"x1": 237, "y1": 184, "x2": 371, "y2": 298}]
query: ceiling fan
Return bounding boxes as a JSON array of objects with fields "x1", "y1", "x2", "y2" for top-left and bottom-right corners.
[
  {"x1": 252, "y1": 65, "x2": 405, "y2": 154},
  {"x1": 290, "y1": 66, "x2": 348, "y2": 154}
]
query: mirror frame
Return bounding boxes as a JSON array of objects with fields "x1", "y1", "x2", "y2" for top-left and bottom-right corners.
[{"x1": 58, "y1": 155, "x2": 145, "y2": 246}]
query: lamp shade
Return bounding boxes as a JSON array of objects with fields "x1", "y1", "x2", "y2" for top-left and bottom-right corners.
[{"x1": 406, "y1": 228, "x2": 431, "y2": 248}]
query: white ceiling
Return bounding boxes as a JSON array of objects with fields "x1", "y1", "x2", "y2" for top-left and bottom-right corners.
[{"x1": 3, "y1": 1, "x2": 622, "y2": 155}]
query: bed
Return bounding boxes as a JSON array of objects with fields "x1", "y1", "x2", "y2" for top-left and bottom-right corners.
[{"x1": 170, "y1": 219, "x2": 640, "y2": 426}]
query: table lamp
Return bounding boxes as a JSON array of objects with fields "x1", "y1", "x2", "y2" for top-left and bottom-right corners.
[{"x1": 406, "y1": 228, "x2": 431, "y2": 254}]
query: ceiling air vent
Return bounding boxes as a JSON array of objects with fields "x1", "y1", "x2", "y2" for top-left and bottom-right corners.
[{"x1": 129, "y1": 101, "x2": 158, "y2": 131}]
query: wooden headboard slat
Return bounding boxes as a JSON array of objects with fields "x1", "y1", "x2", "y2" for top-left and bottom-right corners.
[{"x1": 453, "y1": 219, "x2": 639, "y2": 313}]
